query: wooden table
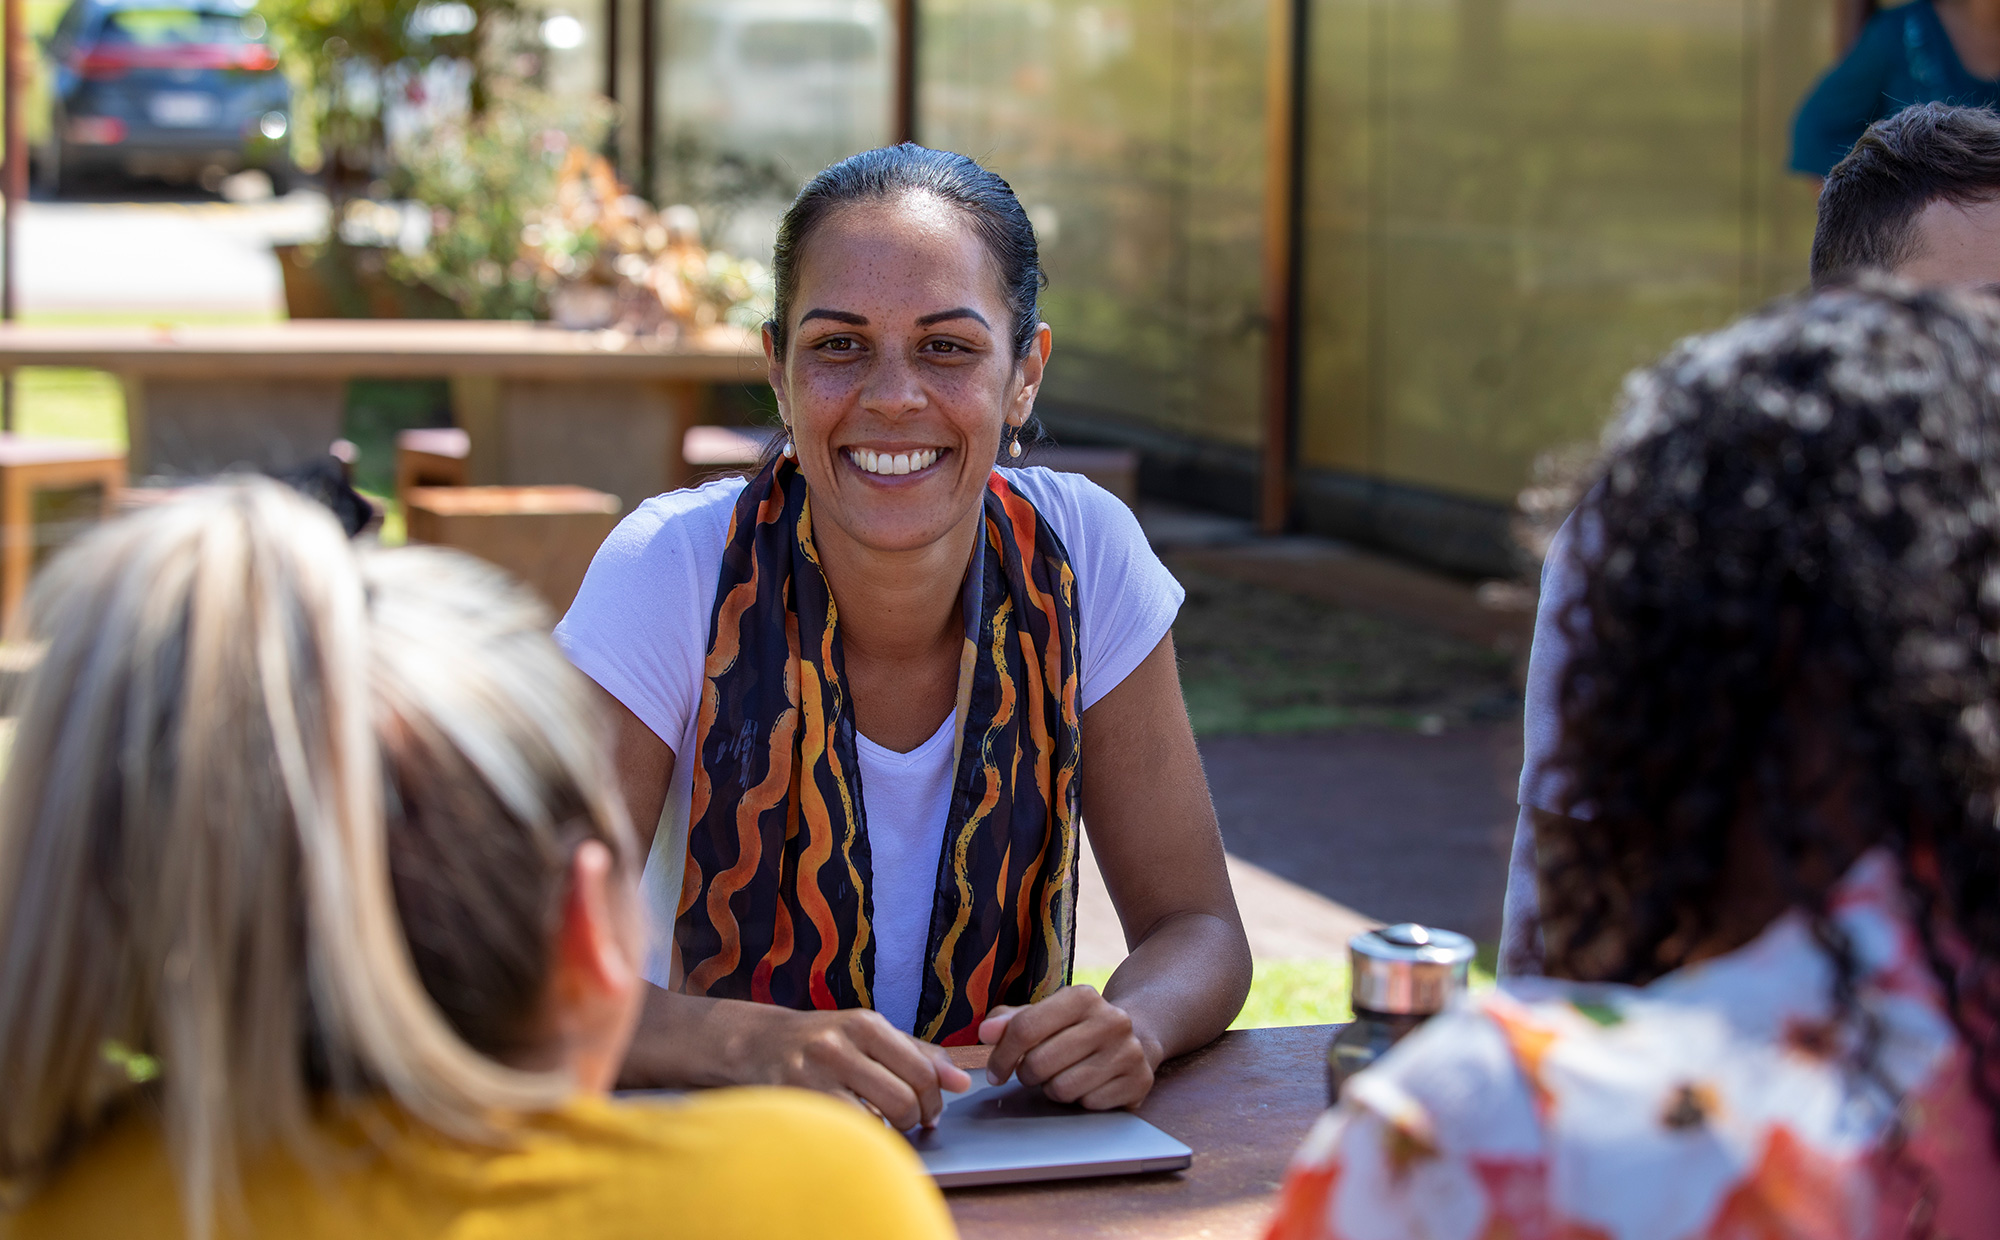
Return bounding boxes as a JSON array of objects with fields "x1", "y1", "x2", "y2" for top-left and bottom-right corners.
[
  {"x1": 0, "y1": 321, "x2": 768, "y2": 507},
  {"x1": 942, "y1": 1025, "x2": 1334, "y2": 1239}
]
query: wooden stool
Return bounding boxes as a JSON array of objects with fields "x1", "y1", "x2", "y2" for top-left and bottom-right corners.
[
  {"x1": 0, "y1": 435, "x2": 126, "y2": 633},
  {"x1": 395, "y1": 427, "x2": 470, "y2": 510},
  {"x1": 403, "y1": 485, "x2": 619, "y2": 615}
]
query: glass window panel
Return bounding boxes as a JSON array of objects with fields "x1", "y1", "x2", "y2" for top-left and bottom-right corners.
[
  {"x1": 1300, "y1": 0, "x2": 1829, "y2": 507},
  {"x1": 659, "y1": 0, "x2": 893, "y2": 258},
  {"x1": 923, "y1": 0, "x2": 1268, "y2": 451}
]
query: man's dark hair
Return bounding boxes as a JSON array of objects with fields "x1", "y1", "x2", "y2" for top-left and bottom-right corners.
[{"x1": 1812, "y1": 103, "x2": 2000, "y2": 284}]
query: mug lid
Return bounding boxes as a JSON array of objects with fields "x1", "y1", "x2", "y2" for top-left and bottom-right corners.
[{"x1": 1352, "y1": 922, "x2": 1476, "y2": 966}]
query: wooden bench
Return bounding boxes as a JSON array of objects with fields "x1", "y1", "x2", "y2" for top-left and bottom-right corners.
[
  {"x1": 0, "y1": 321, "x2": 767, "y2": 509},
  {"x1": 403, "y1": 485, "x2": 621, "y2": 614}
]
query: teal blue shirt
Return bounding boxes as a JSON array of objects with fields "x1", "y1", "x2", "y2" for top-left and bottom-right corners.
[{"x1": 1790, "y1": 1, "x2": 2000, "y2": 177}]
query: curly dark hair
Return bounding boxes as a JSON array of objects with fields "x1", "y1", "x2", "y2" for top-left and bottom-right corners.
[{"x1": 1541, "y1": 280, "x2": 2000, "y2": 1160}]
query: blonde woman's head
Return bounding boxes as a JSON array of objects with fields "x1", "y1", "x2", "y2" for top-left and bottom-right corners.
[{"x1": 0, "y1": 480, "x2": 639, "y2": 1236}]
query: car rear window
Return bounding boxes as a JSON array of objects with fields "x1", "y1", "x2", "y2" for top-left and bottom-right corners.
[{"x1": 99, "y1": 8, "x2": 264, "y2": 45}]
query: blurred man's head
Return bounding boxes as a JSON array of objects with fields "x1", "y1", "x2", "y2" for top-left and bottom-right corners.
[{"x1": 1811, "y1": 103, "x2": 2000, "y2": 291}]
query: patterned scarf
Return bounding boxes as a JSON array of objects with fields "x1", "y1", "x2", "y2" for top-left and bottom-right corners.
[{"x1": 677, "y1": 455, "x2": 1082, "y2": 1044}]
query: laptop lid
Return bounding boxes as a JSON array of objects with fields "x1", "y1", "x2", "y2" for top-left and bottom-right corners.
[{"x1": 904, "y1": 1078, "x2": 1193, "y2": 1188}]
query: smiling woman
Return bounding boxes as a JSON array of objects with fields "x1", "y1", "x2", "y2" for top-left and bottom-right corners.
[{"x1": 554, "y1": 144, "x2": 1252, "y2": 1127}]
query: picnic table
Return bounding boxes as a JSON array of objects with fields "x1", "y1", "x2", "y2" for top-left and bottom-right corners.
[
  {"x1": 0, "y1": 321, "x2": 768, "y2": 508},
  {"x1": 942, "y1": 1024, "x2": 1334, "y2": 1239}
]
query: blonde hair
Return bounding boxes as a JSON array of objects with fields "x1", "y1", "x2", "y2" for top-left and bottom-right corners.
[{"x1": 0, "y1": 480, "x2": 632, "y2": 1236}]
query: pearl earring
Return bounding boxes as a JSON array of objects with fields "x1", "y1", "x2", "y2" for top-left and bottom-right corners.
[
  {"x1": 1008, "y1": 435, "x2": 1023, "y2": 460},
  {"x1": 781, "y1": 438, "x2": 795, "y2": 459}
]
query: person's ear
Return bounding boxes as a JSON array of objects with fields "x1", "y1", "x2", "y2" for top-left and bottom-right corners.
[
  {"x1": 547, "y1": 839, "x2": 641, "y2": 1091},
  {"x1": 1007, "y1": 322, "x2": 1053, "y2": 429},
  {"x1": 762, "y1": 322, "x2": 790, "y2": 426}
]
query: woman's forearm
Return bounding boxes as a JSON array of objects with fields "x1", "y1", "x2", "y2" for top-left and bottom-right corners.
[
  {"x1": 617, "y1": 985, "x2": 775, "y2": 1089},
  {"x1": 1100, "y1": 909, "x2": 1253, "y2": 1069}
]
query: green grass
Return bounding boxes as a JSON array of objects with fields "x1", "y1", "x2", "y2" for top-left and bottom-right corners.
[
  {"x1": 1073, "y1": 944, "x2": 1499, "y2": 1031},
  {"x1": 1171, "y1": 564, "x2": 1520, "y2": 737},
  {"x1": 12, "y1": 369, "x2": 126, "y2": 445}
]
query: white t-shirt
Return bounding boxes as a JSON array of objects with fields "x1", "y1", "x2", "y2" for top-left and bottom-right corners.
[{"x1": 555, "y1": 467, "x2": 1185, "y2": 1033}]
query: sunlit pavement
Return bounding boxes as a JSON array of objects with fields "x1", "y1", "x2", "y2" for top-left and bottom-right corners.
[
  {"x1": 1070, "y1": 726, "x2": 1518, "y2": 972},
  {"x1": 11, "y1": 189, "x2": 328, "y2": 317}
]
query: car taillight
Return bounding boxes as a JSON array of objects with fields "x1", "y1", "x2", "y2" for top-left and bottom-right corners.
[
  {"x1": 67, "y1": 116, "x2": 127, "y2": 144},
  {"x1": 76, "y1": 50, "x2": 128, "y2": 78},
  {"x1": 75, "y1": 43, "x2": 278, "y2": 75}
]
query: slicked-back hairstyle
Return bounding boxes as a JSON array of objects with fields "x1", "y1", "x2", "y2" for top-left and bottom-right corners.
[
  {"x1": 1544, "y1": 279, "x2": 2000, "y2": 1156},
  {"x1": 1811, "y1": 102, "x2": 2000, "y2": 285},
  {"x1": 768, "y1": 143, "x2": 1045, "y2": 361}
]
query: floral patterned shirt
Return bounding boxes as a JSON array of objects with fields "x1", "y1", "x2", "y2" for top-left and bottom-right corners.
[{"x1": 1267, "y1": 852, "x2": 1999, "y2": 1240}]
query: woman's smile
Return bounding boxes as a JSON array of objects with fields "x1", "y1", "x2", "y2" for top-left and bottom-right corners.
[{"x1": 843, "y1": 445, "x2": 949, "y2": 479}]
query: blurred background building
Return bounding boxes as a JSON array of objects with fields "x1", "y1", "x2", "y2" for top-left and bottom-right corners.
[{"x1": 564, "y1": 0, "x2": 1839, "y2": 577}]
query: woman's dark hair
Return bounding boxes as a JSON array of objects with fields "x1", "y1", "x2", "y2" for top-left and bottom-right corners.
[
  {"x1": 1543, "y1": 281, "x2": 2000, "y2": 1158},
  {"x1": 768, "y1": 143, "x2": 1045, "y2": 362}
]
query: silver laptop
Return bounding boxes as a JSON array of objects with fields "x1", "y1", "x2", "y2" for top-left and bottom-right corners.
[{"x1": 903, "y1": 1077, "x2": 1193, "y2": 1188}]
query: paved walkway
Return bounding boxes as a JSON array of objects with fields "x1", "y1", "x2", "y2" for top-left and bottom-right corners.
[
  {"x1": 1073, "y1": 724, "x2": 1521, "y2": 968},
  {"x1": 10, "y1": 191, "x2": 326, "y2": 317},
  {"x1": 1071, "y1": 505, "x2": 1532, "y2": 966}
]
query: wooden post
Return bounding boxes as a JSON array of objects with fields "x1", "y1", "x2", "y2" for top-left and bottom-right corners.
[
  {"x1": 2, "y1": 0, "x2": 24, "y2": 434},
  {"x1": 894, "y1": 0, "x2": 918, "y2": 144},
  {"x1": 603, "y1": 0, "x2": 619, "y2": 106},
  {"x1": 1257, "y1": 0, "x2": 1306, "y2": 535},
  {"x1": 638, "y1": 0, "x2": 657, "y2": 197}
]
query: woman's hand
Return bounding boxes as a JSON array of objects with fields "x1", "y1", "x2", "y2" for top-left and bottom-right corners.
[
  {"x1": 978, "y1": 985, "x2": 1158, "y2": 1110},
  {"x1": 750, "y1": 1006, "x2": 975, "y2": 1130},
  {"x1": 620, "y1": 985, "x2": 973, "y2": 1129}
]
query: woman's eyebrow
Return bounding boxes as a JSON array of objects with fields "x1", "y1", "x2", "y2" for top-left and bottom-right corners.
[
  {"x1": 916, "y1": 307, "x2": 990, "y2": 328},
  {"x1": 800, "y1": 309, "x2": 868, "y2": 325}
]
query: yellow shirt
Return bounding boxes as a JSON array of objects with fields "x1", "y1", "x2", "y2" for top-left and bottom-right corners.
[{"x1": 2, "y1": 1088, "x2": 957, "y2": 1239}]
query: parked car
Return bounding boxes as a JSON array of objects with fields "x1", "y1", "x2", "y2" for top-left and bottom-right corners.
[{"x1": 34, "y1": 0, "x2": 293, "y2": 195}]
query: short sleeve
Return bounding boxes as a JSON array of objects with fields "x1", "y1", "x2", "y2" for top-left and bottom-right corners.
[
  {"x1": 1001, "y1": 467, "x2": 1184, "y2": 712},
  {"x1": 1789, "y1": 13, "x2": 1899, "y2": 177},
  {"x1": 553, "y1": 479, "x2": 743, "y2": 756}
]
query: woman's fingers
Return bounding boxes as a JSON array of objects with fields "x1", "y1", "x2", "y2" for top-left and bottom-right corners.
[
  {"x1": 926, "y1": 1043, "x2": 975, "y2": 1095},
  {"x1": 782, "y1": 1009, "x2": 955, "y2": 1129},
  {"x1": 1037, "y1": 1026, "x2": 1151, "y2": 1106},
  {"x1": 1075, "y1": 1066, "x2": 1152, "y2": 1112},
  {"x1": 1012, "y1": 1018, "x2": 1112, "y2": 1091},
  {"x1": 854, "y1": 1018, "x2": 958, "y2": 1128},
  {"x1": 978, "y1": 1004, "x2": 1023, "y2": 1050},
  {"x1": 982, "y1": 990, "x2": 1083, "y2": 1084},
  {"x1": 982, "y1": 986, "x2": 1154, "y2": 1108}
]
